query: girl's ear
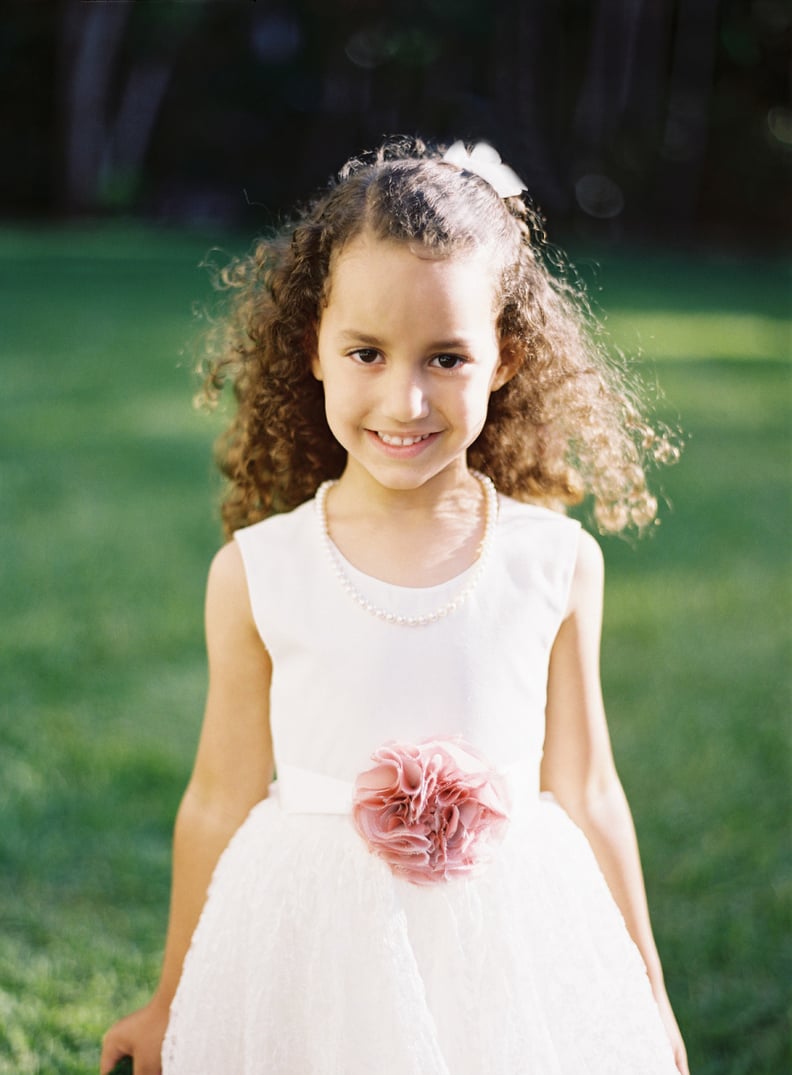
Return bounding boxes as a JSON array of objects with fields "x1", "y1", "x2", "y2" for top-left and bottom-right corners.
[
  {"x1": 491, "y1": 338, "x2": 523, "y2": 391},
  {"x1": 304, "y1": 324, "x2": 323, "y2": 381},
  {"x1": 309, "y1": 340, "x2": 323, "y2": 382}
]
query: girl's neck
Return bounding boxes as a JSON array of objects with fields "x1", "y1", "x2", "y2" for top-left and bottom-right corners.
[
  {"x1": 323, "y1": 462, "x2": 491, "y2": 588},
  {"x1": 331, "y1": 459, "x2": 480, "y2": 520}
]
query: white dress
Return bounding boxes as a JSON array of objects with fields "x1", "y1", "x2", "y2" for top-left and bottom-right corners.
[{"x1": 162, "y1": 492, "x2": 678, "y2": 1074}]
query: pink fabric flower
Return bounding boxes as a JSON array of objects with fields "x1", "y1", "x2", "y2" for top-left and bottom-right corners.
[{"x1": 352, "y1": 738, "x2": 510, "y2": 885}]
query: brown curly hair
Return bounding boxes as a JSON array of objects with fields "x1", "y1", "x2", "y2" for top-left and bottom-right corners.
[{"x1": 200, "y1": 137, "x2": 678, "y2": 538}]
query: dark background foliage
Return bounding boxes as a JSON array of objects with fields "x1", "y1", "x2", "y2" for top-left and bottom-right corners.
[{"x1": 2, "y1": 0, "x2": 790, "y2": 245}]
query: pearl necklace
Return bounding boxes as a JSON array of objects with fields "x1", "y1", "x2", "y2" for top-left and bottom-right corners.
[{"x1": 316, "y1": 471, "x2": 499, "y2": 627}]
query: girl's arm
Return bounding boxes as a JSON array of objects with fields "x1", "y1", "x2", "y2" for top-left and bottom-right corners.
[
  {"x1": 540, "y1": 531, "x2": 689, "y2": 1075},
  {"x1": 100, "y1": 542, "x2": 273, "y2": 1075}
]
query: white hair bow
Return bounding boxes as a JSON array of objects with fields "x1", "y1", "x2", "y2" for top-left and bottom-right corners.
[{"x1": 442, "y1": 141, "x2": 526, "y2": 198}]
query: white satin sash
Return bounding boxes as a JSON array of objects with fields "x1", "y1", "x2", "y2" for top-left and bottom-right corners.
[{"x1": 275, "y1": 757, "x2": 542, "y2": 816}]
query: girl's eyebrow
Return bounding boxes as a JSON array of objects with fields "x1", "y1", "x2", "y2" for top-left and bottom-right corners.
[
  {"x1": 337, "y1": 329, "x2": 475, "y2": 351},
  {"x1": 337, "y1": 330, "x2": 383, "y2": 346}
]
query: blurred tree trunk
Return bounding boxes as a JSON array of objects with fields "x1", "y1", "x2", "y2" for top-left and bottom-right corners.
[
  {"x1": 59, "y1": 1, "x2": 130, "y2": 210},
  {"x1": 570, "y1": 0, "x2": 718, "y2": 229},
  {"x1": 106, "y1": 59, "x2": 173, "y2": 200},
  {"x1": 573, "y1": 0, "x2": 651, "y2": 152},
  {"x1": 57, "y1": 2, "x2": 192, "y2": 212},
  {"x1": 656, "y1": 0, "x2": 720, "y2": 225},
  {"x1": 493, "y1": 1, "x2": 568, "y2": 213}
]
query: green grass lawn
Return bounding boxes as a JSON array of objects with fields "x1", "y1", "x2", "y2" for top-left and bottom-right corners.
[{"x1": 1, "y1": 225, "x2": 789, "y2": 1074}]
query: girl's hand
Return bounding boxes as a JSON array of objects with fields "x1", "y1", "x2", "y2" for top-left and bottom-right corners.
[
  {"x1": 99, "y1": 999, "x2": 170, "y2": 1075},
  {"x1": 653, "y1": 986, "x2": 690, "y2": 1075}
]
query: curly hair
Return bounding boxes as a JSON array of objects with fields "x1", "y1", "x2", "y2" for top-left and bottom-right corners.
[{"x1": 200, "y1": 137, "x2": 678, "y2": 538}]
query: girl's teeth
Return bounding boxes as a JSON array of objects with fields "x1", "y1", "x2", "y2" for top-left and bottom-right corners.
[{"x1": 377, "y1": 432, "x2": 430, "y2": 447}]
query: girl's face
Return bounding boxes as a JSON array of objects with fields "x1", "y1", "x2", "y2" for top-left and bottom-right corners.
[{"x1": 312, "y1": 232, "x2": 513, "y2": 496}]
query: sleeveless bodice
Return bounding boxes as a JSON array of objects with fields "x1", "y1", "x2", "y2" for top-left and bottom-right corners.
[{"x1": 235, "y1": 492, "x2": 580, "y2": 807}]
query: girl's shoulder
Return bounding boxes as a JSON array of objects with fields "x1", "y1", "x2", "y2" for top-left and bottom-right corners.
[
  {"x1": 205, "y1": 538, "x2": 258, "y2": 633},
  {"x1": 495, "y1": 494, "x2": 584, "y2": 605},
  {"x1": 497, "y1": 493, "x2": 582, "y2": 540},
  {"x1": 234, "y1": 497, "x2": 316, "y2": 545},
  {"x1": 498, "y1": 498, "x2": 602, "y2": 573},
  {"x1": 232, "y1": 498, "x2": 318, "y2": 586},
  {"x1": 230, "y1": 499, "x2": 318, "y2": 640}
]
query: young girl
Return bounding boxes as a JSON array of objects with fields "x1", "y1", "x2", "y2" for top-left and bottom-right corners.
[{"x1": 101, "y1": 138, "x2": 688, "y2": 1075}]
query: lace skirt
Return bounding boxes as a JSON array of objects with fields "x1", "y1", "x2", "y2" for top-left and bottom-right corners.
[{"x1": 163, "y1": 788, "x2": 677, "y2": 1074}]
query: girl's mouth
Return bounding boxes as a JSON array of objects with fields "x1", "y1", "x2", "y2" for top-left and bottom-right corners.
[
  {"x1": 375, "y1": 431, "x2": 433, "y2": 447},
  {"x1": 366, "y1": 429, "x2": 439, "y2": 457}
]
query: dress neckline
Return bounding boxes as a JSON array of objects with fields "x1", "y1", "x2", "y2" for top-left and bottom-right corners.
[{"x1": 314, "y1": 473, "x2": 499, "y2": 625}]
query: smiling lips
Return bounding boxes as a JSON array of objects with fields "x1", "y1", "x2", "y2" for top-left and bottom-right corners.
[{"x1": 376, "y1": 431, "x2": 435, "y2": 447}]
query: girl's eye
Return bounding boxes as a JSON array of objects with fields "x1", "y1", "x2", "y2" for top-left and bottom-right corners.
[
  {"x1": 350, "y1": 348, "x2": 382, "y2": 365},
  {"x1": 430, "y1": 353, "x2": 467, "y2": 370}
]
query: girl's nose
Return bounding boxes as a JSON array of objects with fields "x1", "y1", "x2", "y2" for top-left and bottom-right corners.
[{"x1": 380, "y1": 369, "x2": 430, "y2": 423}]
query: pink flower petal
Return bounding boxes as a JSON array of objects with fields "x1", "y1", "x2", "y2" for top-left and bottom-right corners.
[{"x1": 352, "y1": 737, "x2": 511, "y2": 885}]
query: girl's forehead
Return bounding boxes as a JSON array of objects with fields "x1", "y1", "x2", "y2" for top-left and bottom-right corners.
[
  {"x1": 320, "y1": 233, "x2": 500, "y2": 326},
  {"x1": 327, "y1": 231, "x2": 498, "y2": 292}
]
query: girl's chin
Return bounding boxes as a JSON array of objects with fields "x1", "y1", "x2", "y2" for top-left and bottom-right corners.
[{"x1": 341, "y1": 452, "x2": 472, "y2": 496}]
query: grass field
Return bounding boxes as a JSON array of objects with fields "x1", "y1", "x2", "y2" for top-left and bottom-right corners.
[{"x1": 0, "y1": 224, "x2": 789, "y2": 1074}]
